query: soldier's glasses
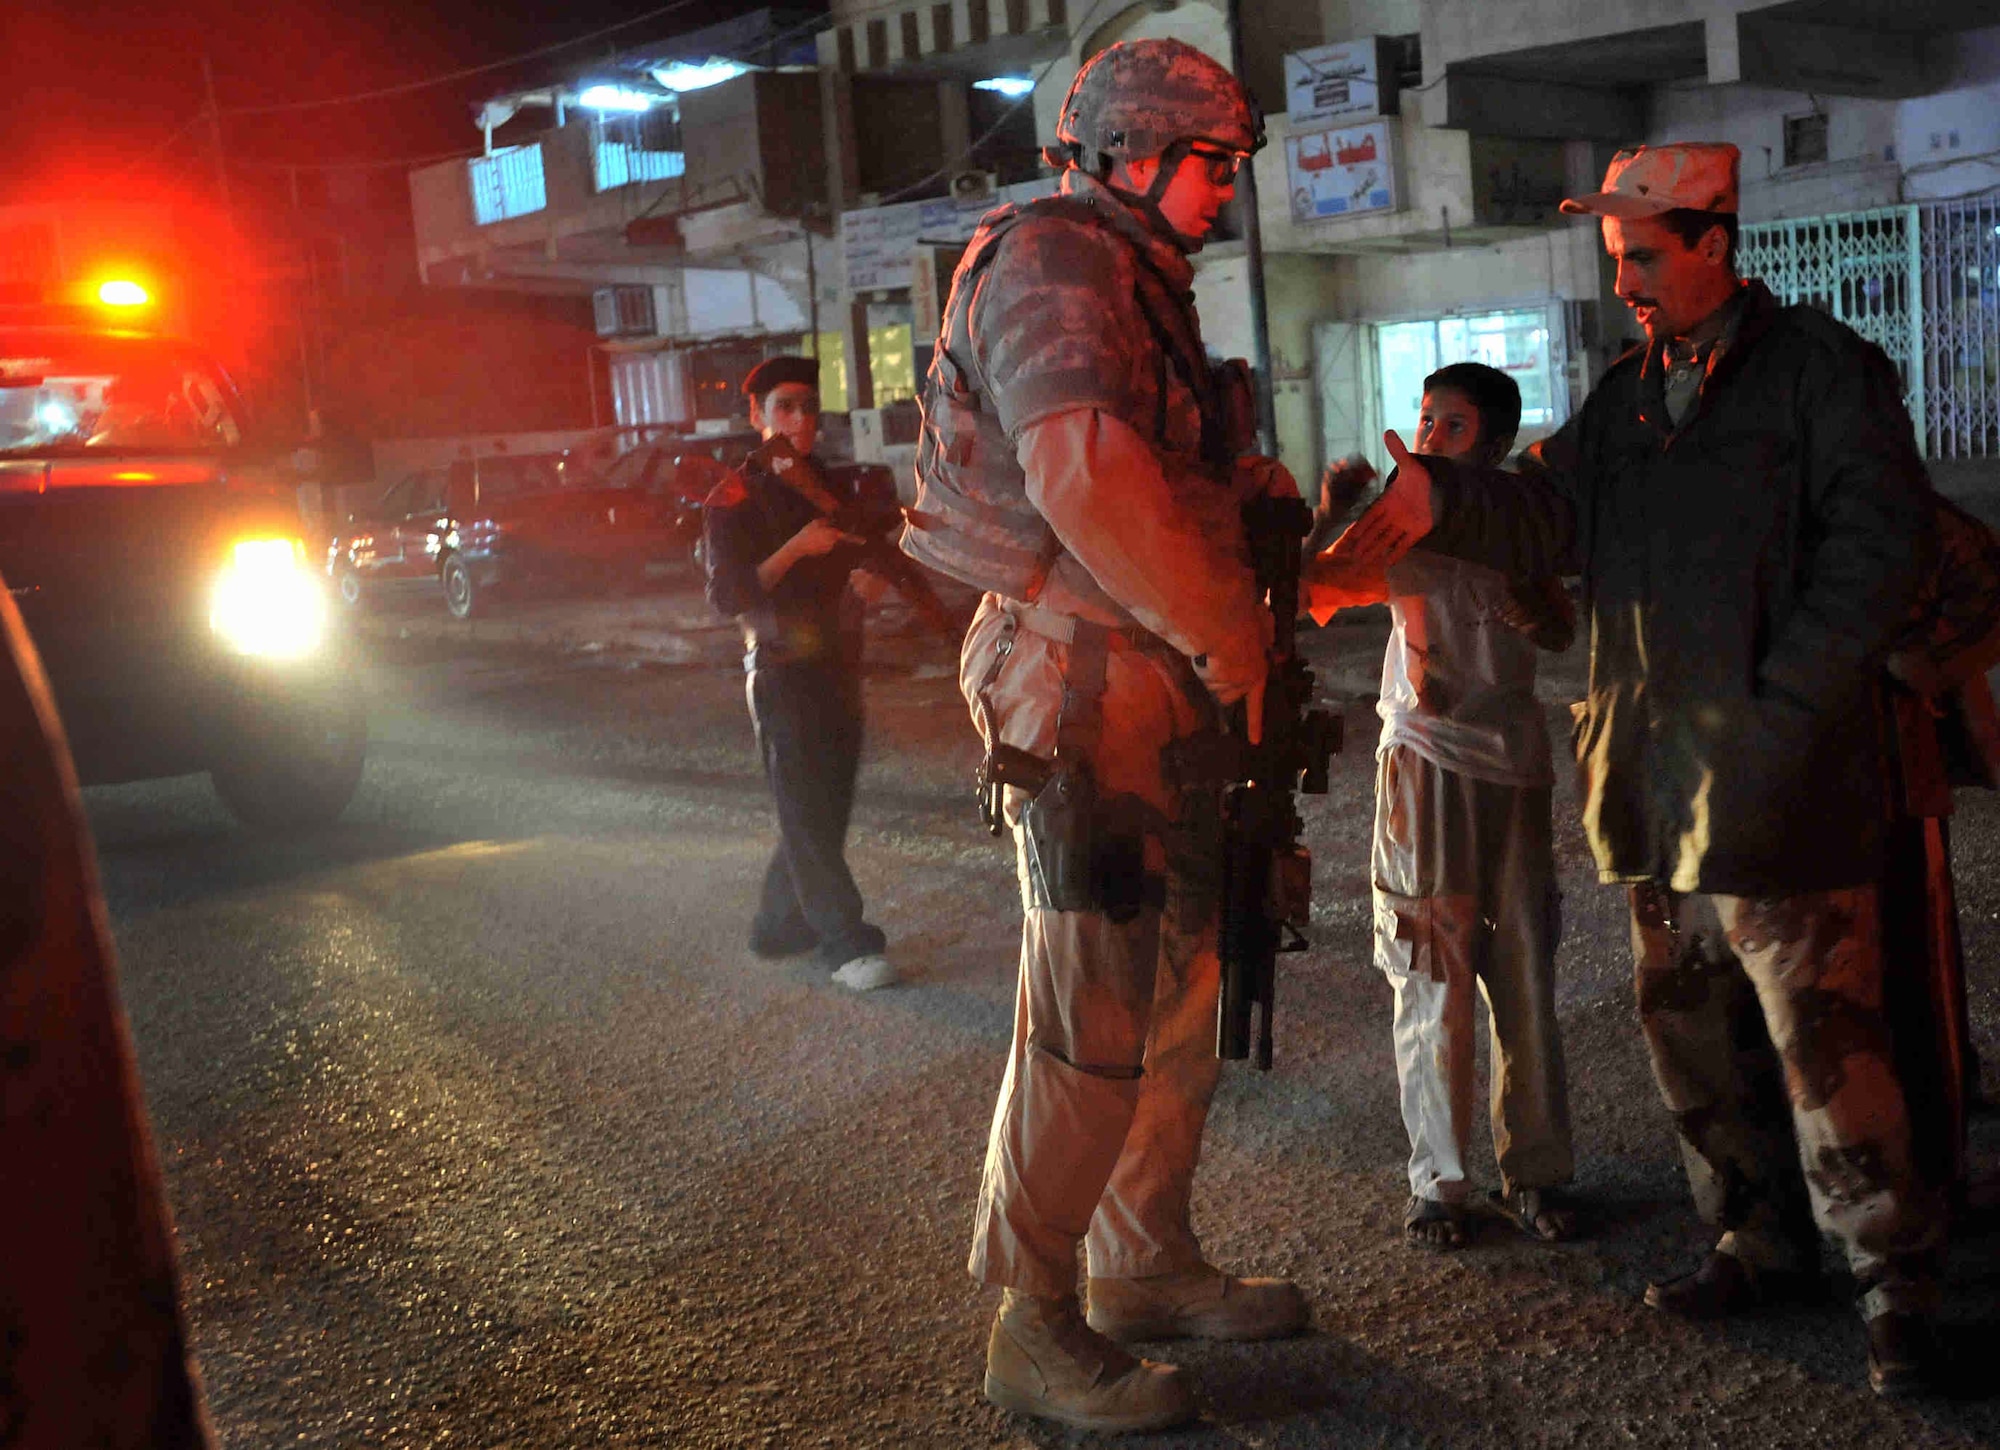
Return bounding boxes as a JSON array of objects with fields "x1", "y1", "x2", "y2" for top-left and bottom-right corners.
[{"x1": 1186, "y1": 145, "x2": 1246, "y2": 186}]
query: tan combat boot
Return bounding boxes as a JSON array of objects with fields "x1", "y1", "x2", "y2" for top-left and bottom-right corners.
[
  {"x1": 983, "y1": 1289, "x2": 1197, "y2": 1433},
  {"x1": 1087, "y1": 1263, "x2": 1310, "y2": 1342}
]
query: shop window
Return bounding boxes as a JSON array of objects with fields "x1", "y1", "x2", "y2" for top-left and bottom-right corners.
[{"x1": 1373, "y1": 308, "x2": 1563, "y2": 452}]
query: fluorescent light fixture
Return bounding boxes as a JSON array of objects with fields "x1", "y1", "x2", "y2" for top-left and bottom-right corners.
[
  {"x1": 974, "y1": 75, "x2": 1036, "y2": 97},
  {"x1": 650, "y1": 60, "x2": 749, "y2": 93},
  {"x1": 578, "y1": 84, "x2": 660, "y2": 113}
]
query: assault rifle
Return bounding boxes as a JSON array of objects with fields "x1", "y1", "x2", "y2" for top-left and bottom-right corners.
[
  {"x1": 762, "y1": 438, "x2": 963, "y2": 640},
  {"x1": 1166, "y1": 494, "x2": 1342, "y2": 1069}
]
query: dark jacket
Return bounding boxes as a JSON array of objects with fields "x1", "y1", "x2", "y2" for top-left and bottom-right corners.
[
  {"x1": 1421, "y1": 280, "x2": 1935, "y2": 895},
  {"x1": 702, "y1": 443, "x2": 865, "y2": 671}
]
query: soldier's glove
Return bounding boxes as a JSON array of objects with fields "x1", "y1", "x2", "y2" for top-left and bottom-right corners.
[{"x1": 1194, "y1": 614, "x2": 1276, "y2": 740}]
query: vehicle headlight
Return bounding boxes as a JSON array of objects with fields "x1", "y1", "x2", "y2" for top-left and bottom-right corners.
[{"x1": 211, "y1": 537, "x2": 329, "y2": 659}]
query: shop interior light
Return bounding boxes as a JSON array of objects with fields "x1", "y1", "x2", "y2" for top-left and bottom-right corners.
[
  {"x1": 97, "y1": 279, "x2": 150, "y2": 307},
  {"x1": 973, "y1": 76, "x2": 1036, "y2": 97},
  {"x1": 650, "y1": 60, "x2": 748, "y2": 93},
  {"x1": 578, "y1": 84, "x2": 660, "y2": 112}
]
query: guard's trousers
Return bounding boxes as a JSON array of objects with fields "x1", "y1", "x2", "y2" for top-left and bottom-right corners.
[
  {"x1": 1630, "y1": 883, "x2": 1946, "y2": 1318},
  {"x1": 747, "y1": 658, "x2": 886, "y2": 969},
  {"x1": 1371, "y1": 746, "x2": 1573, "y2": 1202},
  {"x1": 960, "y1": 597, "x2": 1222, "y2": 1297}
]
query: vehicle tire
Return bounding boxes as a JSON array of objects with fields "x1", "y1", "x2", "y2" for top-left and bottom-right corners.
[
  {"x1": 334, "y1": 564, "x2": 365, "y2": 613},
  {"x1": 441, "y1": 553, "x2": 481, "y2": 619},
  {"x1": 210, "y1": 688, "x2": 367, "y2": 830}
]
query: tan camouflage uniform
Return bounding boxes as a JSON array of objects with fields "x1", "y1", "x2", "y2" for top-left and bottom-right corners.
[
  {"x1": 1630, "y1": 882, "x2": 1945, "y2": 1316},
  {"x1": 951, "y1": 163, "x2": 1270, "y2": 1296}
]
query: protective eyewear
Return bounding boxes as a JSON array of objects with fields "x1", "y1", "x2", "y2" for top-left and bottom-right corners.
[{"x1": 1186, "y1": 145, "x2": 1246, "y2": 186}]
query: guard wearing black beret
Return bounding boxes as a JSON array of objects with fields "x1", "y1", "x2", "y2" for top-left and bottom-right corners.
[{"x1": 701, "y1": 355, "x2": 895, "y2": 990}]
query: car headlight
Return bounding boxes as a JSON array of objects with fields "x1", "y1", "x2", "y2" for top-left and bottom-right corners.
[{"x1": 211, "y1": 537, "x2": 329, "y2": 659}]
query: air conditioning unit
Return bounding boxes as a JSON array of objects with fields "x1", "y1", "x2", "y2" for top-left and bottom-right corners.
[
  {"x1": 592, "y1": 285, "x2": 658, "y2": 339},
  {"x1": 949, "y1": 170, "x2": 998, "y2": 206}
]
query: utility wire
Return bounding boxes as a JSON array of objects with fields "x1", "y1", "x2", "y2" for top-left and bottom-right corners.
[{"x1": 216, "y1": 0, "x2": 719, "y2": 115}]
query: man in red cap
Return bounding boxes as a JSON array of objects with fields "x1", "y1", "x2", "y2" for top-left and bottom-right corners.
[{"x1": 1322, "y1": 141, "x2": 1949, "y2": 1395}]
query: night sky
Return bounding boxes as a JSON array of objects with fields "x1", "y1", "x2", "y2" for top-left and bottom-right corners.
[{"x1": 0, "y1": 0, "x2": 766, "y2": 203}]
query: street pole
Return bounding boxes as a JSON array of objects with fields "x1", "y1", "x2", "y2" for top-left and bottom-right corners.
[
  {"x1": 1225, "y1": 0, "x2": 1277, "y2": 456},
  {"x1": 201, "y1": 55, "x2": 232, "y2": 217}
]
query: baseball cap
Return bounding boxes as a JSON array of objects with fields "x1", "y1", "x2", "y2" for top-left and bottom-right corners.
[{"x1": 1559, "y1": 142, "x2": 1739, "y2": 219}]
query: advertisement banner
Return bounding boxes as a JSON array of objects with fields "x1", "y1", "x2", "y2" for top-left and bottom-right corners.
[
  {"x1": 1283, "y1": 39, "x2": 1395, "y2": 127},
  {"x1": 1284, "y1": 120, "x2": 1397, "y2": 223}
]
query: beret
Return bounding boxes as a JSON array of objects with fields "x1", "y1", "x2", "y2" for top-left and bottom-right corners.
[{"x1": 742, "y1": 355, "x2": 822, "y2": 399}]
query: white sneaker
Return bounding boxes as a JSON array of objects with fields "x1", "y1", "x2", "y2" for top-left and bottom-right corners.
[{"x1": 832, "y1": 953, "x2": 897, "y2": 991}]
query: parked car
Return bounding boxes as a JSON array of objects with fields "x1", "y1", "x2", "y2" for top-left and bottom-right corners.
[
  {"x1": 328, "y1": 452, "x2": 678, "y2": 618},
  {"x1": 0, "y1": 305, "x2": 366, "y2": 828},
  {"x1": 591, "y1": 428, "x2": 761, "y2": 565}
]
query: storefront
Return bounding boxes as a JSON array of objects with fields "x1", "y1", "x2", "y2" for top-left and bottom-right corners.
[{"x1": 1315, "y1": 300, "x2": 1572, "y2": 473}]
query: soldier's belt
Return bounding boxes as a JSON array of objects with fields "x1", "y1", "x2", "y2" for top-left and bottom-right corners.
[{"x1": 1006, "y1": 600, "x2": 1180, "y2": 664}]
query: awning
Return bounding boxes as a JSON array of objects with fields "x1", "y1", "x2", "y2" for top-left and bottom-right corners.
[{"x1": 816, "y1": 0, "x2": 1069, "y2": 74}]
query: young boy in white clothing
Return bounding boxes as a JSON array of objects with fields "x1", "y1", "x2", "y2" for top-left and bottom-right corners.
[{"x1": 1308, "y1": 363, "x2": 1579, "y2": 1249}]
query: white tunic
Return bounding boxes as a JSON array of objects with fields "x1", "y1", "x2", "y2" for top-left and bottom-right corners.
[{"x1": 1376, "y1": 547, "x2": 1554, "y2": 788}]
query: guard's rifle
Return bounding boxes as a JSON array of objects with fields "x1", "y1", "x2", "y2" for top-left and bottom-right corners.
[
  {"x1": 1166, "y1": 494, "x2": 1342, "y2": 1068},
  {"x1": 766, "y1": 440, "x2": 963, "y2": 641},
  {"x1": 825, "y1": 489, "x2": 964, "y2": 642}
]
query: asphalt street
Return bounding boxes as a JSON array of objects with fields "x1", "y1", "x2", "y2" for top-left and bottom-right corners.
[{"x1": 81, "y1": 578, "x2": 2000, "y2": 1449}]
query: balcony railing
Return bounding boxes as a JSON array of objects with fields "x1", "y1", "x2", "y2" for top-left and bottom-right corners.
[
  {"x1": 593, "y1": 141, "x2": 687, "y2": 193},
  {"x1": 470, "y1": 144, "x2": 547, "y2": 225}
]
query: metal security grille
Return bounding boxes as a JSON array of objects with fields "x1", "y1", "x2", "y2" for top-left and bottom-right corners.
[
  {"x1": 1918, "y1": 195, "x2": 2000, "y2": 460},
  {"x1": 1740, "y1": 205, "x2": 1925, "y2": 452}
]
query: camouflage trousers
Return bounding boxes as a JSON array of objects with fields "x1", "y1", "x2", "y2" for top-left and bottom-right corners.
[{"x1": 1630, "y1": 883, "x2": 1946, "y2": 1318}]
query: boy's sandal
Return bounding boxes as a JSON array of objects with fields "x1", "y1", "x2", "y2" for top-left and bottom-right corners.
[
  {"x1": 1489, "y1": 1186, "x2": 1578, "y2": 1243},
  {"x1": 1403, "y1": 1195, "x2": 1469, "y2": 1251}
]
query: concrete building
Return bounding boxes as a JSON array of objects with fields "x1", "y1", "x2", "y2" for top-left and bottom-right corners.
[{"x1": 406, "y1": 0, "x2": 2000, "y2": 490}]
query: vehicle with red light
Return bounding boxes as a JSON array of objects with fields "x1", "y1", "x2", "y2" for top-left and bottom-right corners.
[
  {"x1": 328, "y1": 449, "x2": 683, "y2": 619},
  {"x1": 0, "y1": 293, "x2": 366, "y2": 828}
]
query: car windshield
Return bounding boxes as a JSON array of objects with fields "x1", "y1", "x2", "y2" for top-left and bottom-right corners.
[
  {"x1": 0, "y1": 331, "x2": 245, "y2": 457},
  {"x1": 478, "y1": 455, "x2": 565, "y2": 499}
]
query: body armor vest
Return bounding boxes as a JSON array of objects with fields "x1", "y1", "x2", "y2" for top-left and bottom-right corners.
[{"x1": 900, "y1": 195, "x2": 1239, "y2": 601}]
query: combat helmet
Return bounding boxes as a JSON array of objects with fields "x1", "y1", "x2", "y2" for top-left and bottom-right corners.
[{"x1": 1052, "y1": 38, "x2": 1265, "y2": 172}]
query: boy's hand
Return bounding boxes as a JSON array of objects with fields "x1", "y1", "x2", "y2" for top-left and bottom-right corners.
[
  {"x1": 1332, "y1": 431, "x2": 1433, "y2": 565},
  {"x1": 788, "y1": 516, "x2": 863, "y2": 558}
]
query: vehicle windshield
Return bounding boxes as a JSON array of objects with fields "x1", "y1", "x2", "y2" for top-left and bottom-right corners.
[
  {"x1": 0, "y1": 331, "x2": 245, "y2": 457},
  {"x1": 478, "y1": 455, "x2": 565, "y2": 499}
]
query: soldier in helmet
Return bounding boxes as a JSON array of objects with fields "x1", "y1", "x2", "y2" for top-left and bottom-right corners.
[{"x1": 902, "y1": 38, "x2": 1308, "y2": 1433}]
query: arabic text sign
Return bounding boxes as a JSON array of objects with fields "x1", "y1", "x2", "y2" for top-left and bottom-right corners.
[
  {"x1": 1283, "y1": 39, "x2": 1394, "y2": 127},
  {"x1": 840, "y1": 177, "x2": 1058, "y2": 294},
  {"x1": 1285, "y1": 120, "x2": 1397, "y2": 223}
]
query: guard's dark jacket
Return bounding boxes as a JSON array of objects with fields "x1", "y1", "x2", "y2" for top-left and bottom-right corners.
[
  {"x1": 1420, "y1": 280, "x2": 1935, "y2": 895},
  {"x1": 702, "y1": 442, "x2": 864, "y2": 669}
]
